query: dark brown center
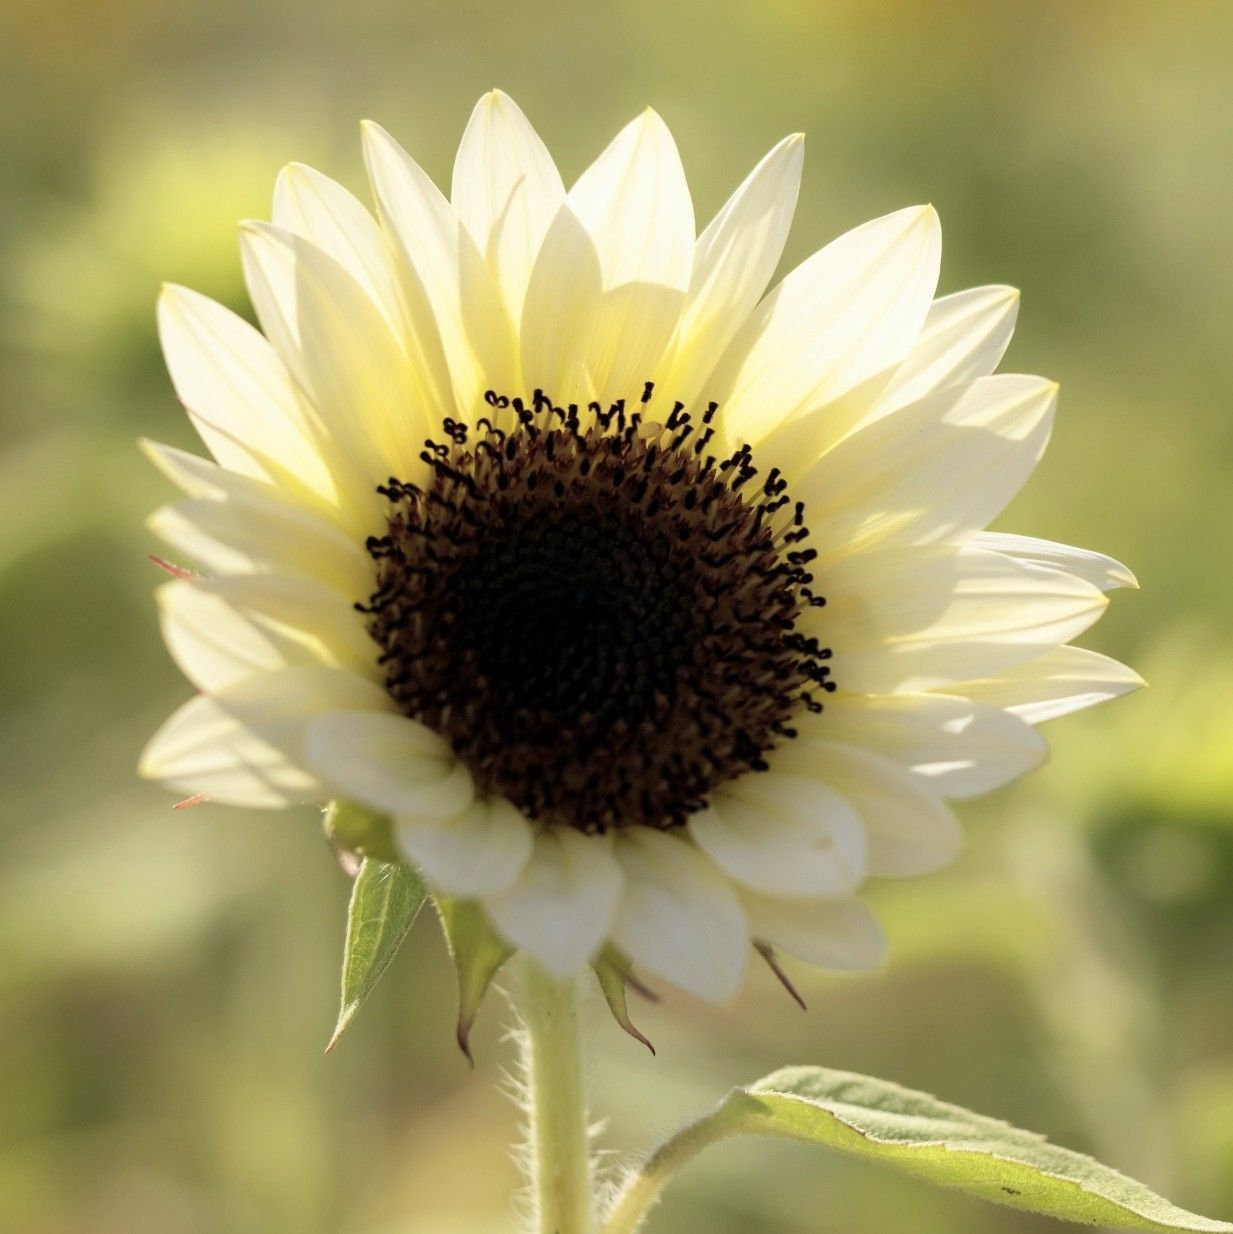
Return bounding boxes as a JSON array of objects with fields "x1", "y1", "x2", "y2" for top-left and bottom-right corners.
[{"x1": 358, "y1": 385, "x2": 833, "y2": 833}]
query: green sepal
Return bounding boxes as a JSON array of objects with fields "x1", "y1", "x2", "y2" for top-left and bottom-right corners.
[
  {"x1": 592, "y1": 947, "x2": 656, "y2": 1055},
  {"x1": 326, "y1": 857, "x2": 427, "y2": 1053},
  {"x1": 323, "y1": 800, "x2": 400, "y2": 864},
  {"x1": 434, "y1": 896, "x2": 513, "y2": 1064}
]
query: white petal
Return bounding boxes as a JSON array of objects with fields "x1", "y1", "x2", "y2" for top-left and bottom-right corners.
[
  {"x1": 796, "y1": 375, "x2": 1057, "y2": 558},
  {"x1": 451, "y1": 90, "x2": 565, "y2": 321},
  {"x1": 362, "y1": 120, "x2": 516, "y2": 417},
  {"x1": 708, "y1": 205, "x2": 941, "y2": 450},
  {"x1": 143, "y1": 443, "x2": 374, "y2": 597},
  {"x1": 157, "y1": 574, "x2": 377, "y2": 693},
  {"x1": 272, "y1": 162, "x2": 410, "y2": 341},
  {"x1": 157, "y1": 285, "x2": 375, "y2": 530},
  {"x1": 239, "y1": 220, "x2": 431, "y2": 481},
  {"x1": 967, "y1": 532, "x2": 1139, "y2": 591},
  {"x1": 689, "y1": 772, "x2": 867, "y2": 897},
  {"x1": 612, "y1": 828, "x2": 747, "y2": 1002},
  {"x1": 660, "y1": 134, "x2": 803, "y2": 407},
  {"x1": 396, "y1": 795, "x2": 534, "y2": 897},
  {"x1": 304, "y1": 711, "x2": 474, "y2": 823},
  {"x1": 521, "y1": 109, "x2": 693, "y2": 405},
  {"x1": 483, "y1": 828, "x2": 623, "y2": 977},
  {"x1": 741, "y1": 890, "x2": 886, "y2": 970},
  {"x1": 769, "y1": 740, "x2": 963, "y2": 877},
  {"x1": 815, "y1": 690, "x2": 1047, "y2": 798},
  {"x1": 567, "y1": 108, "x2": 694, "y2": 292},
  {"x1": 817, "y1": 545, "x2": 1108, "y2": 693},
  {"x1": 953, "y1": 644, "x2": 1145, "y2": 725},
  {"x1": 140, "y1": 693, "x2": 318, "y2": 808},
  {"x1": 873, "y1": 285, "x2": 1020, "y2": 417},
  {"x1": 140, "y1": 666, "x2": 391, "y2": 808}
]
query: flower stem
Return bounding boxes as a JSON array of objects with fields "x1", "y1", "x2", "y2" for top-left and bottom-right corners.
[{"x1": 519, "y1": 958, "x2": 594, "y2": 1234}]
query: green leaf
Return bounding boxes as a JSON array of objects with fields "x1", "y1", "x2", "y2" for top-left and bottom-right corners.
[
  {"x1": 435, "y1": 897, "x2": 513, "y2": 1063},
  {"x1": 600, "y1": 1066, "x2": 1232, "y2": 1234},
  {"x1": 731, "y1": 1067, "x2": 1233, "y2": 1230},
  {"x1": 326, "y1": 858, "x2": 427, "y2": 1053}
]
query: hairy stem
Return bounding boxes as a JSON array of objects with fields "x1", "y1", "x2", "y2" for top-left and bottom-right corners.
[
  {"x1": 519, "y1": 958, "x2": 594, "y2": 1234},
  {"x1": 598, "y1": 1113, "x2": 727, "y2": 1234}
]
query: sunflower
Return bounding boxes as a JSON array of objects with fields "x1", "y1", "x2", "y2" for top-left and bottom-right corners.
[{"x1": 140, "y1": 91, "x2": 1141, "y2": 1002}]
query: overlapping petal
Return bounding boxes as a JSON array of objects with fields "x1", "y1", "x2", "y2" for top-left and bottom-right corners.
[
  {"x1": 817, "y1": 544, "x2": 1108, "y2": 693},
  {"x1": 814, "y1": 690, "x2": 1048, "y2": 798},
  {"x1": 690, "y1": 773, "x2": 867, "y2": 897},
  {"x1": 612, "y1": 828, "x2": 748, "y2": 1001},
  {"x1": 305, "y1": 710, "x2": 474, "y2": 822},
  {"x1": 451, "y1": 89, "x2": 565, "y2": 322},
  {"x1": 157, "y1": 573, "x2": 377, "y2": 694},
  {"x1": 484, "y1": 829, "x2": 624, "y2": 977},
  {"x1": 950, "y1": 644, "x2": 1145, "y2": 725},
  {"x1": 660, "y1": 134, "x2": 804, "y2": 407},
  {"x1": 520, "y1": 109, "x2": 693, "y2": 405},
  {"x1": 141, "y1": 666, "x2": 392, "y2": 808},
  {"x1": 740, "y1": 890, "x2": 887, "y2": 970},
  {"x1": 397, "y1": 796, "x2": 534, "y2": 897},
  {"x1": 707, "y1": 204, "x2": 942, "y2": 450},
  {"x1": 362, "y1": 120, "x2": 516, "y2": 417}
]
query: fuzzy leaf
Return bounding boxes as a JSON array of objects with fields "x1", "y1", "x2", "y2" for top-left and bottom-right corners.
[
  {"x1": 705, "y1": 1067, "x2": 1232, "y2": 1231},
  {"x1": 326, "y1": 858, "x2": 427, "y2": 1053},
  {"x1": 435, "y1": 897, "x2": 512, "y2": 1063}
]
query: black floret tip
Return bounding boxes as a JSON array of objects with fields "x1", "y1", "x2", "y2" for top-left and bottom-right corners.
[{"x1": 358, "y1": 385, "x2": 833, "y2": 834}]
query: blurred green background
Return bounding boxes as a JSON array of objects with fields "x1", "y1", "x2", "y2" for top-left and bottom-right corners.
[{"x1": 2, "y1": 1, "x2": 1232, "y2": 1231}]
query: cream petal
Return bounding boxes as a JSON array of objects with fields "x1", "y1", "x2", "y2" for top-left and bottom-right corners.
[
  {"x1": 362, "y1": 120, "x2": 516, "y2": 417},
  {"x1": 157, "y1": 285, "x2": 376, "y2": 531},
  {"x1": 567, "y1": 108, "x2": 694, "y2": 292},
  {"x1": 518, "y1": 206, "x2": 604, "y2": 403},
  {"x1": 240, "y1": 220, "x2": 430, "y2": 480},
  {"x1": 612, "y1": 828, "x2": 747, "y2": 1002},
  {"x1": 521, "y1": 109, "x2": 693, "y2": 405},
  {"x1": 952, "y1": 644, "x2": 1145, "y2": 725},
  {"x1": 708, "y1": 205, "x2": 941, "y2": 450},
  {"x1": 689, "y1": 772, "x2": 867, "y2": 898},
  {"x1": 143, "y1": 445, "x2": 374, "y2": 597},
  {"x1": 814, "y1": 690, "x2": 1047, "y2": 799},
  {"x1": 872, "y1": 285, "x2": 1020, "y2": 417},
  {"x1": 396, "y1": 795, "x2": 534, "y2": 897},
  {"x1": 796, "y1": 374, "x2": 1057, "y2": 558},
  {"x1": 740, "y1": 890, "x2": 887, "y2": 971},
  {"x1": 304, "y1": 711, "x2": 474, "y2": 823},
  {"x1": 769, "y1": 740, "x2": 964, "y2": 877},
  {"x1": 451, "y1": 90, "x2": 565, "y2": 322},
  {"x1": 272, "y1": 162, "x2": 410, "y2": 342},
  {"x1": 483, "y1": 828, "x2": 623, "y2": 977},
  {"x1": 157, "y1": 574, "x2": 377, "y2": 694},
  {"x1": 139, "y1": 666, "x2": 391, "y2": 808},
  {"x1": 659, "y1": 134, "x2": 804, "y2": 407},
  {"x1": 967, "y1": 532, "x2": 1139, "y2": 591},
  {"x1": 817, "y1": 545, "x2": 1108, "y2": 693},
  {"x1": 140, "y1": 693, "x2": 319, "y2": 808}
]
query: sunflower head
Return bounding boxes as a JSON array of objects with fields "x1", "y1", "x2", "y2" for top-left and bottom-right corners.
[{"x1": 140, "y1": 90, "x2": 1141, "y2": 1019}]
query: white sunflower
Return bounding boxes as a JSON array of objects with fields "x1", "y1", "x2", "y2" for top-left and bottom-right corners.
[{"x1": 140, "y1": 90, "x2": 1142, "y2": 1003}]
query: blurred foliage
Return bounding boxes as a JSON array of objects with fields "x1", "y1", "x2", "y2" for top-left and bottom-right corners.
[{"x1": 1, "y1": 1, "x2": 1231, "y2": 1232}]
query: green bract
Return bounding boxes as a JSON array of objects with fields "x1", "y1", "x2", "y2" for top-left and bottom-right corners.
[{"x1": 327, "y1": 857, "x2": 426, "y2": 1053}]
